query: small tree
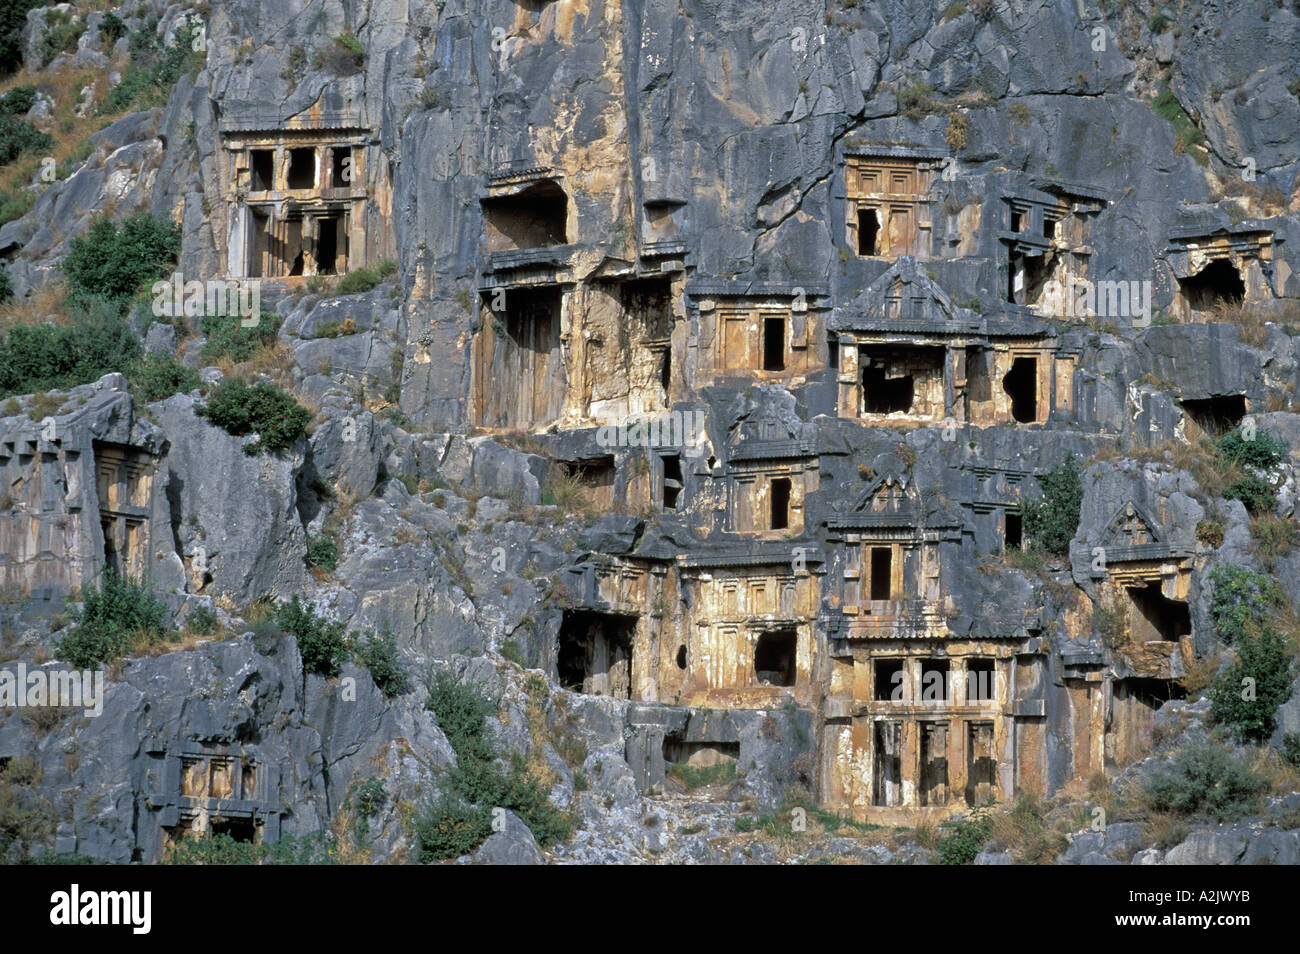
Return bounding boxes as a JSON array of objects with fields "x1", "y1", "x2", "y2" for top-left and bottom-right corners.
[
  {"x1": 1217, "y1": 427, "x2": 1288, "y2": 471},
  {"x1": 1205, "y1": 562, "x2": 1294, "y2": 742},
  {"x1": 274, "y1": 596, "x2": 349, "y2": 679},
  {"x1": 56, "y1": 569, "x2": 169, "y2": 668},
  {"x1": 199, "y1": 310, "x2": 280, "y2": 364},
  {"x1": 62, "y1": 212, "x2": 181, "y2": 303},
  {"x1": 1143, "y1": 744, "x2": 1268, "y2": 822},
  {"x1": 936, "y1": 804, "x2": 993, "y2": 865},
  {"x1": 1208, "y1": 625, "x2": 1294, "y2": 742},
  {"x1": 1023, "y1": 454, "x2": 1083, "y2": 556},
  {"x1": 1208, "y1": 565, "x2": 1281, "y2": 645},
  {"x1": 130, "y1": 352, "x2": 200, "y2": 402},
  {"x1": 353, "y1": 627, "x2": 409, "y2": 698},
  {"x1": 0, "y1": 308, "x2": 139, "y2": 398},
  {"x1": 195, "y1": 379, "x2": 311, "y2": 454},
  {"x1": 305, "y1": 531, "x2": 339, "y2": 572}
]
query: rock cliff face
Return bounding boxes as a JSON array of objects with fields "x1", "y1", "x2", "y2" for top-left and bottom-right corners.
[{"x1": 1, "y1": 0, "x2": 1300, "y2": 863}]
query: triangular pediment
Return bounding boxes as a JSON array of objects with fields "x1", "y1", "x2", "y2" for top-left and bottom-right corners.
[
  {"x1": 854, "y1": 471, "x2": 917, "y2": 513},
  {"x1": 828, "y1": 257, "x2": 977, "y2": 331},
  {"x1": 729, "y1": 417, "x2": 798, "y2": 448},
  {"x1": 1103, "y1": 500, "x2": 1163, "y2": 547}
]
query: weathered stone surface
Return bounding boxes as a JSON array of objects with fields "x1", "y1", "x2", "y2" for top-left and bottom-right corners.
[
  {"x1": 455, "y1": 810, "x2": 544, "y2": 865},
  {"x1": 1164, "y1": 828, "x2": 1250, "y2": 865},
  {"x1": 150, "y1": 392, "x2": 310, "y2": 606}
]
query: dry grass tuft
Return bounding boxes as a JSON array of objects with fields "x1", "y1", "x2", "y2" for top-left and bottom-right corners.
[{"x1": 0, "y1": 284, "x2": 72, "y2": 332}]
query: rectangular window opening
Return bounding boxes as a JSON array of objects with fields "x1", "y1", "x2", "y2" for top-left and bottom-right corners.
[
  {"x1": 770, "y1": 476, "x2": 791, "y2": 530},
  {"x1": 874, "y1": 658, "x2": 904, "y2": 702},
  {"x1": 250, "y1": 149, "x2": 274, "y2": 191},
  {"x1": 331, "y1": 146, "x2": 352, "y2": 188},
  {"x1": 919, "y1": 658, "x2": 950, "y2": 704},
  {"x1": 858, "y1": 207, "x2": 880, "y2": 255},
  {"x1": 557, "y1": 610, "x2": 636, "y2": 699},
  {"x1": 661, "y1": 454, "x2": 682, "y2": 510},
  {"x1": 762, "y1": 316, "x2": 785, "y2": 371},
  {"x1": 869, "y1": 546, "x2": 892, "y2": 601},
  {"x1": 1003, "y1": 356, "x2": 1038, "y2": 423},
  {"x1": 754, "y1": 630, "x2": 797, "y2": 687},
  {"x1": 287, "y1": 147, "x2": 316, "y2": 190},
  {"x1": 1004, "y1": 512, "x2": 1023, "y2": 549},
  {"x1": 966, "y1": 658, "x2": 996, "y2": 703},
  {"x1": 315, "y1": 214, "x2": 342, "y2": 274}
]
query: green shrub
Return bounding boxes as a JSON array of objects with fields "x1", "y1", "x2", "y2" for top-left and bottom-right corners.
[
  {"x1": 425, "y1": 671, "x2": 495, "y2": 764},
  {"x1": 0, "y1": 188, "x2": 34, "y2": 226},
  {"x1": 0, "y1": 309, "x2": 139, "y2": 398},
  {"x1": 166, "y1": 830, "x2": 337, "y2": 865},
  {"x1": 37, "y1": 9, "x2": 85, "y2": 63},
  {"x1": 194, "y1": 379, "x2": 311, "y2": 454},
  {"x1": 0, "y1": 262, "x2": 10, "y2": 302},
  {"x1": 98, "y1": 12, "x2": 127, "y2": 48},
  {"x1": 1092, "y1": 597, "x2": 1128, "y2": 648},
  {"x1": 351, "y1": 776, "x2": 387, "y2": 839},
  {"x1": 313, "y1": 32, "x2": 365, "y2": 75},
  {"x1": 1224, "y1": 475, "x2": 1275, "y2": 515},
  {"x1": 1208, "y1": 565, "x2": 1281, "y2": 645},
  {"x1": 198, "y1": 310, "x2": 280, "y2": 364},
  {"x1": 1205, "y1": 563, "x2": 1294, "y2": 742},
  {"x1": 0, "y1": 84, "x2": 34, "y2": 114},
  {"x1": 0, "y1": 113, "x2": 51, "y2": 166},
  {"x1": 412, "y1": 794, "x2": 491, "y2": 860},
  {"x1": 0, "y1": 758, "x2": 47, "y2": 861},
  {"x1": 335, "y1": 259, "x2": 397, "y2": 296},
  {"x1": 354, "y1": 776, "x2": 387, "y2": 817},
  {"x1": 305, "y1": 531, "x2": 338, "y2": 572},
  {"x1": 1218, "y1": 427, "x2": 1288, "y2": 471},
  {"x1": 274, "y1": 596, "x2": 348, "y2": 678},
  {"x1": 129, "y1": 352, "x2": 200, "y2": 402},
  {"x1": 165, "y1": 831, "x2": 262, "y2": 865},
  {"x1": 936, "y1": 804, "x2": 993, "y2": 864},
  {"x1": 186, "y1": 604, "x2": 218, "y2": 636},
  {"x1": 0, "y1": 1, "x2": 44, "y2": 75},
  {"x1": 353, "y1": 627, "x2": 409, "y2": 697},
  {"x1": 100, "y1": 21, "x2": 205, "y2": 114},
  {"x1": 1195, "y1": 518, "x2": 1225, "y2": 548},
  {"x1": 898, "y1": 80, "x2": 937, "y2": 118},
  {"x1": 666, "y1": 760, "x2": 736, "y2": 790},
  {"x1": 1023, "y1": 454, "x2": 1083, "y2": 556},
  {"x1": 56, "y1": 569, "x2": 169, "y2": 668},
  {"x1": 62, "y1": 213, "x2": 181, "y2": 304},
  {"x1": 333, "y1": 32, "x2": 365, "y2": 61},
  {"x1": 1209, "y1": 624, "x2": 1295, "y2": 742},
  {"x1": 258, "y1": 831, "x2": 338, "y2": 865},
  {"x1": 418, "y1": 671, "x2": 572, "y2": 859},
  {"x1": 1250, "y1": 513, "x2": 1300, "y2": 571},
  {"x1": 1281, "y1": 732, "x2": 1300, "y2": 769},
  {"x1": 1143, "y1": 744, "x2": 1268, "y2": 822},
  {"x1": 1152, "y1": 84, "x2": 1205, "y2": 153}
]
